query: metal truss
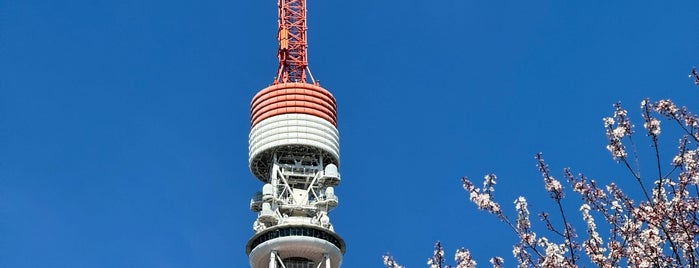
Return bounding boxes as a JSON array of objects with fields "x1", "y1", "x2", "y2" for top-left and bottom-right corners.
[
  {"x1": 268, "y1": 251, "x2": 332, "y2": 268},
  {"x1": 275, "y1": 0, "x2": 316, "y2": 84},
  {"x1": 251, "y1": 153, "x2": 339, "y2": 232}
]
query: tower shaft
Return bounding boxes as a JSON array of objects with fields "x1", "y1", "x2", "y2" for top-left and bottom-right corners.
[{"x1": 247, "y1": 1, "x2": 344, "y2": 267}]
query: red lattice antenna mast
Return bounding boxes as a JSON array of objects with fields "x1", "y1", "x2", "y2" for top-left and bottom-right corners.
[{"x1": 275, "y1": 0, "x2": 316, "y2": 84}]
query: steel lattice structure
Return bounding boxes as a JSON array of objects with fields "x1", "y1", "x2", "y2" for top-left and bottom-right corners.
[{"x1": 275, "y1": 0, "x2": 315, "y2": 84}]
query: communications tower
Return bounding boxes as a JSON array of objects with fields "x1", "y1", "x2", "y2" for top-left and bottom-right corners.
[{"x1": 246, "y1": 0, "x2": 345, "y2": 267}]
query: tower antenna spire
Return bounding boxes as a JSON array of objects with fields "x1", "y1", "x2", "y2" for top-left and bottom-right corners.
[{"x1": 275, "y1": 0, "x2": 316, "y2": 84}]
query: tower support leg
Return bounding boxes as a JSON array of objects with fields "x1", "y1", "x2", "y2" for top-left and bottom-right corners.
[{"x1": 269, "y1": 251, "x2": 276, "y2": 268}]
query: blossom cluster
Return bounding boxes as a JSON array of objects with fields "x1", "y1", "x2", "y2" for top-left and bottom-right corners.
[
  {"x1": 603, "y1": 102, "x2": 633, "y2": 161},
  {"x1": 462, "y1": 175, "x2": 502, "y2": 217}
]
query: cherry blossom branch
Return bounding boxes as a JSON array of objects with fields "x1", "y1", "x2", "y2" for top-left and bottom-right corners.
[
  {"x1": 641, "y1": 99, "x2": 663, "y2": 194},
  {"x1": 462, "y1": 176, "x2": 544, "y2": 260},
  {"x1": 536, "y1": 153, "x2": 577, "y2": 265},
  {"x1": 384, "y1": 88, "x2": 699, "y2": 267}
]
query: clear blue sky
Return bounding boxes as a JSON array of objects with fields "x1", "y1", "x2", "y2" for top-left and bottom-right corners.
[{"x1": 1, "y1": 1, "x2": 698, "y2": 267}]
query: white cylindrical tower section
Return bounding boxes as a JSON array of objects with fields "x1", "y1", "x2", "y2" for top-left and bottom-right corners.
[
  {"x1": 247, "y1": 225, "x2": 346, "y2": 268},
  {"x1": 248, "y1": 83, "x2": 340, "y2": 181},
  {"x1": 249, "y1": 114, "x2": 339, "y2": 181}
]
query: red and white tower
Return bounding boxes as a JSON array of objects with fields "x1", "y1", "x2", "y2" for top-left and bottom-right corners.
[{"x1": 246, "y1": 1, "x2": 345, "y2": 267}]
